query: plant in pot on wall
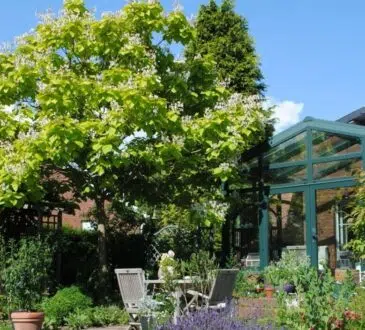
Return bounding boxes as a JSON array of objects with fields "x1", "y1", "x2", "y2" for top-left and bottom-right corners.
[
  {"x1": 2, "y1": 237, "x2": 53, "y2": 330},
  {"x1": 263, "y1": 263, "x2": 281, "y2": 298}
]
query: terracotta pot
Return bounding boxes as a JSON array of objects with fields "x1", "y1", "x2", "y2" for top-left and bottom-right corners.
[
  {"x1": 11, "y1": 311, "x2": 44, "y2": 330},
  {"x1": 264, "y1": 287, "x2": 275, "y2": 298}
]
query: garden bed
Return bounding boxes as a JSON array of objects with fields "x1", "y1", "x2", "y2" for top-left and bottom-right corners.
[{"x1": 237, "y1": 297, "x2": 277, "y2": 320}]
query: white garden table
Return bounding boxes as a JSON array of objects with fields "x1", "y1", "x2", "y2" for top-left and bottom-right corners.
[{"x1": 145, "y1": 278, "x2": 192, "y2": 323}]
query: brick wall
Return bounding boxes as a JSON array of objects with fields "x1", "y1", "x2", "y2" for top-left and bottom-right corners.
[{"x1": 62, "y1": 199, "x2": 94, "y2": 229}]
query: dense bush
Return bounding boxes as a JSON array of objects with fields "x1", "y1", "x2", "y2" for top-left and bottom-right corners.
[
  {"x1": 2, "y1": 237, "x2": 53, "y2": 311},
  {"x1": 264, "y1": 251, "x2": 310, "y2": 288},
  {"x1": 234, "y1": 270, "x2": 264, "y2": 297},
  {"x1": 346, "y1": 287, "x2": 365, "y2": 329},
  {"x1": 0, "y1": 322, "x2": 11, "y2": 330},
  {"x1": 65, "y1": 306, "x2": 129, "y2": 329},
  {"x1": 42, "y1": 286, "x2": 92, "y2": 328},
  {"x1": 276, "y1": 267, "x2": 356, "y2": 329}
]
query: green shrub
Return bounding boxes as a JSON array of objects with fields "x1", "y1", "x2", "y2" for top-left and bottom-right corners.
[
  {"x1": 2, "y1": 237, "x2": 53, "y2": 311},
  {"x1": 264, "y1": 251, "x2": 311, "y2": 288},
  {"x1": 91, "y1": 306, "x2": 129, "y2": 326},
  {"x1": 42, "y1": 286, "x2": 92, "y2": 328},
  {"x1": 347, "y1": 287, "x2": 365, "y2": 329},
  {"x1": 0, "y1": 321, "x2": 11, "y2": 330},
  {"x1": 276, "y1": 267, "x2": 356, "y2": 330},
  {"x1": 65, "y1": 306, "x2": 129, "y2": 330},
  {"x1": 234, "y1": 270, "x2": 263, "y2": 297},
  {"x1": 64, "y1": 309, "x2": 93, "y2": 330}
]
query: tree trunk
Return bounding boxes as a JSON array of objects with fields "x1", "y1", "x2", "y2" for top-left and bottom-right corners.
[
  {"x1": 95, "y1": 197, "x2": 109, "y2": 302},
  {"x1": 95, "y1": 198, "x2": 108, "y2": 272}
]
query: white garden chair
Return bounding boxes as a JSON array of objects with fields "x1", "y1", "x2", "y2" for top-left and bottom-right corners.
[
  {"x1": 184, "y1": 269, "x2": 239, "y2": 311},
  {"x1": 115, "y1": 268, "x2": 146, "y2": 328}
]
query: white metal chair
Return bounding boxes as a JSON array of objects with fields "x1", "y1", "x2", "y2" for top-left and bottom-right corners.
[
  {"x1": 115, "y1": 268, "x2": 146, "y2": 328},
  {"x1": 245, "y1": 253, "x2": 260, "y2": 268},
  {"x1": 184, "y1": 269, "x2": 239, "y2": 311}
]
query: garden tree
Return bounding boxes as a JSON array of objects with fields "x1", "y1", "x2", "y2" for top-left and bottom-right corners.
[
  {"x1": 0, "y1": 0, "x2": 270, "y2": 281},
  {"x1": 186, "y1": 0, "x2": 265, "y2": 95},
  {"x1": 347, "y1": 172, "x2": 365, "y2": 258}
]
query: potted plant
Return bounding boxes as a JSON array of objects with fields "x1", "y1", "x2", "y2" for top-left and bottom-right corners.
[
  {"x1": 263, "y1": 285, "x2": 275, "y2": 298},
  {"x1": 263, "y1": 263, "x2": 281, "y2": 298},
  {"x1": 255, "y1": 282, "x2": 264, "y2": 294},
  {"x1": 2, "y1": 237, "x2": 52, "y2": 330}
]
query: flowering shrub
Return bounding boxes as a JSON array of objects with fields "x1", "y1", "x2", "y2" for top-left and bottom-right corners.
[
  {"x1": 276, "y1": 267, "x2": 357, "y2": 330},
  {"x1": 159, "y1": 250, "x2": 177, "y2": 280},
  {"x1": 158, "y1": 303, "x2": 274, "y2": 330},
  {"x1": 263, "y1": 251, "x2": 311, "y2": 288}
]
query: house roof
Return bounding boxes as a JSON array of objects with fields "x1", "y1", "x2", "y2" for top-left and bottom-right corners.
[
  {"x1": 271, "y1": 116, "x2": 365, "y2": 147},
  {"x1": 337, "y1": 107, "x2": 365, "y2": 125}
]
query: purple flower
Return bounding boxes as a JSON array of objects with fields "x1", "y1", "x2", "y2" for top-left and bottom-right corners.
[{"x1": 157, "y1": 302, "x2": 275, "y2": 330}]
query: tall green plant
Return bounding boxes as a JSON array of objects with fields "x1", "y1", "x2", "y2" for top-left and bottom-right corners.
[
  {"x1": 264, "y1": 251, "x2": 310, "y2": 287},
  {"x1": 347, "y1": 171, "x2": 365, "y2": 258},
  {"x1": 186, "y1": 0, "x2": 265, "y2": 95},
  {"x1": 2, "y1": 237, "x2": 53, "y2": 311},
  {"x1": 180, "y1": 251, "x2": 218, "y2": 296},
  {"x1": 276, "y1": 267, "x2": 356, "y2": 330}
]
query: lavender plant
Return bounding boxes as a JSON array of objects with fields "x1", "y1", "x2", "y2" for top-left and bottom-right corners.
[{"x1": 158, "y1": 303, "x2": 275, "y2": 330}]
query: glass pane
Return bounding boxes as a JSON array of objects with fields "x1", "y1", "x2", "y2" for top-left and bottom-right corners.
[
  {"x1": 265, "y1": 165, "x2": 307, "y2": 184},
  {"x1": 265, "y1": 132, "x2": 306, "y2": 164},
  {"x1": 316, "y1": 188, "x2": 355, "y2": 270},
  {"x1": 269, "y1": 192, "x2": 306, "y2": 262},
  {"x1": 240, "y1": 157, "x2": 260, "y2": 186},
  {"x1": 312, "y1": 131, "x2": 361, "y2": 158},
  {"x1": 313, "y1": 158, "x2": 361, "y2": 180},
  {"x1": 234, "y1": 191, "x2": 259, "y2": 260}
]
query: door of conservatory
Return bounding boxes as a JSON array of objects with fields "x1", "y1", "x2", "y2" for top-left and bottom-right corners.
[{"x1": 267, "y1": 187, "x2": 312, "y2": 264}]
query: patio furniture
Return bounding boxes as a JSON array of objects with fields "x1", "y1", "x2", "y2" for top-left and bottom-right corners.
[
  {"x1": 337, "y1": 251, "x2": 353, "y2": 269},
  {"x1": 185, "y1": 269, "x2": 239, "y2": 311},
  {"x1": 318, "y1": 246, "x2": 329, "y2": 270},
  {"x1": 355, "y1": 261, "x2": 365, "y2": 284},
  {"x1": 114, "y1": 268, "x2": 146, "y2": 328},
  {"x1": 145, "y1": 278, "x2": 192, "y2": 323},
  {"x1": 245, "y1": 253, "x2": 260, "y2": 268}
]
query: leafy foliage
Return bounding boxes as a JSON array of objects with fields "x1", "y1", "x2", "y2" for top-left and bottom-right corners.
[
  {"x1": 64, "y1": 305, "x2": 129, "y2": 330},
  {"x1": 347, "y1": 287, "x2": 365, "y2": 329},
  {"x1": 42, "y1": 286, "x2": 92, "y2": 328},
  {"x1": 0, "y1": 0, "x2": 269, "y2": 227},
  {"x1": 276, "y1": 267, "x2": 356, "y2": 330},
  {"x1": 186, "y1": 0, "x2": 265, "y2": 95},
  {"x1": 263, "y1": 251, "x2": 311, "y2": 288},
  {"x1": 347, "y1": 171, "x2": 365, "y2": 258},
  {"x1": 2, "y1": 237, "x2": 53, "y2": 311},
  {"x1": 234, "y1": 270, "x2": 264, "y2": 297}
]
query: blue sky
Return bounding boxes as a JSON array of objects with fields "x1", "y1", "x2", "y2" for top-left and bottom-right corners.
[{"x1": 1, "y1": 0, "x2": 365, "y2": 131}]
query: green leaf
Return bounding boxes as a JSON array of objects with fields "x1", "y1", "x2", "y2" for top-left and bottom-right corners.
[{"x1": 102, "y1": 145, "x2": 113, "y2": 154}]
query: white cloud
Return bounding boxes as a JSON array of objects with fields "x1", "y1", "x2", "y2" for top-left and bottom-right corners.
[{"x1": 266, "y1": 98, "x2": 304, "y2": 133}]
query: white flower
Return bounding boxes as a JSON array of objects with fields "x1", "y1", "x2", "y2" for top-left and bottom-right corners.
[
  {"x1": 167, "y1": 250, "x2": 175, "y2": 258},
  {"x1": 173, "y1": 0, "x2": 183, "y2": 12}
]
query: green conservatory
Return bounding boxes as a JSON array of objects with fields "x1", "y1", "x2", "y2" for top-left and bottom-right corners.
[{"x1": 233, "y1": 112, "x2": 365, "y2": 270}]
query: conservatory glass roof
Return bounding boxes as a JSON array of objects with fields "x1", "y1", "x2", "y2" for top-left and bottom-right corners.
[{"x1": 240, "y1": 117, "x2": 365, "y2": 190}]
